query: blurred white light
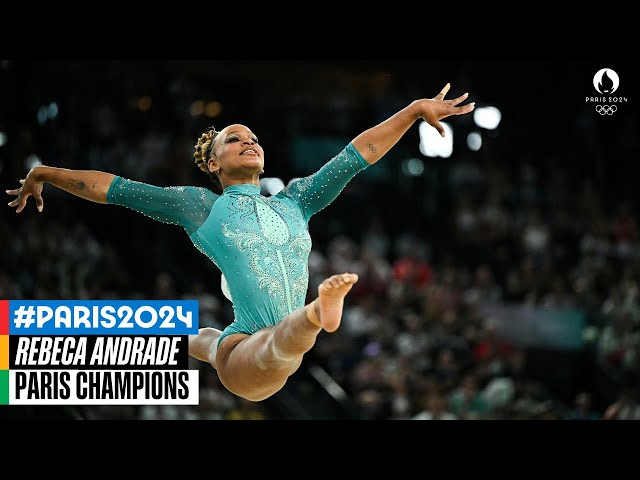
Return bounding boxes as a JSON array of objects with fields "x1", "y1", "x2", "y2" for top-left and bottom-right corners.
[
  {"x1": 467, "y1": 132, "x2": 482, "y2": 151},
  {"x1": 419, "y1": 121, "x2": 453, "y2": 158},
  {"x1": 260, "y1": 177, "x2": 285, "y2": 196},
  {"x1": 37, "y1": 106, "x2": 48, "y2": 125},
  {"x1": 0, "y1": 132, "x2": 7, "y2": 147},
  {"x1": 402, "y1": 158, "x2": 424, "y2": 176},
  {"x1": 25, "y1": 154, "x2": 42, "y2": 170},
  {"x1": 473, "y1": 106, "x2": 502, "y2": 130},
  {"x1": 48, "y1": 102, "x2": 59, "y2": 119}
]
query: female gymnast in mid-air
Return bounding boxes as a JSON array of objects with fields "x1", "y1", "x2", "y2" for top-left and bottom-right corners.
[{"x1": 7, "y1": 84, "x2": 474, "y2": 401}]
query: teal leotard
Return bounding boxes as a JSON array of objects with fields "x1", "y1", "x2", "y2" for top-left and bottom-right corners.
[{"x1": 106, "y1": 142, "x2": 369, "y2": 345}]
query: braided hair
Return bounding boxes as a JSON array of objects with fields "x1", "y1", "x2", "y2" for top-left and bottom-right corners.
[{"x1": 193, "y1": 127, "x2": 221, "y2": 189}]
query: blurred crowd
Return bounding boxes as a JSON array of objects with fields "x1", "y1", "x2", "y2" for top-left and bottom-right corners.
[{"x1": 1, "y1": 61, "x2": 639, "y2": 420}]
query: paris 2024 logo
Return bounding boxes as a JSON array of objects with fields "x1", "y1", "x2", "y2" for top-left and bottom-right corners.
[{"x1": 586, "y1": 68, "x2": 627, "y2": 115}]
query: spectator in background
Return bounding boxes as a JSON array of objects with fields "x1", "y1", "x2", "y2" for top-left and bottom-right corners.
[
  {"x1": 393, "y1": 238, "x2": 434, "y2": 289},
  {"x1": 567, "y1": 392, "x2": 600, "y2": 420},
  {"x1": 449, "y1": 374, "x2": 490, "y2": 419},
  {"x1": 413, "y1": 391, "x2": 458, "y2": 420}
]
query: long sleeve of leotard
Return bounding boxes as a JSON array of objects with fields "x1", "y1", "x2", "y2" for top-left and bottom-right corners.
[
  {"x1": 106, "y1": 176, "x2": 219, "y2": 235},
  {"x1": 279, "y1": 142, "x2": 369, "y2": 222}
]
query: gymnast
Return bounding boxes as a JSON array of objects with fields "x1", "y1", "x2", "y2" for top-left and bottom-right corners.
[{"x1": 7, "y1": 83, "x2": 474, "y2": 401}]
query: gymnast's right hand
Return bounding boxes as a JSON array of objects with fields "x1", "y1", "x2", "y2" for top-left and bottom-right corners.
[{"x1": 6, "y1": 167, "x2": 45, "y2": 213}]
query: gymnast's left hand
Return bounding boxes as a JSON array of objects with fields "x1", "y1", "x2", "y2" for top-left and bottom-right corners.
[{"x1": 413, "y1": 83, "x2": 475, "y2": 138}]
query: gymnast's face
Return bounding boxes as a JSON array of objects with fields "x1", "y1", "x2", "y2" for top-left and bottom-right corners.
[{"x1": 208, "y1": 124, "x2": 264, "y2": 179}]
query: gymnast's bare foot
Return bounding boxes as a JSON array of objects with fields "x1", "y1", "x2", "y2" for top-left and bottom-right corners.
[{"x1": 310, "y1": 273, "x2": 358, "y2": 333}]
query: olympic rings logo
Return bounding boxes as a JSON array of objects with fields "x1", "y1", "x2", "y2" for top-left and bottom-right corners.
[{"x1": 596, "y1": 105, "x2": 617, "y2": 115}]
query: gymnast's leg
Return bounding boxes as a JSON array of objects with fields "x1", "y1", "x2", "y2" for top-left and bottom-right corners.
[
  {"x1": 188, "y1": 327, "x2": 223, "y2": 370},
  {"x1": 215, "y1": 273, "x2": 358, "y2": 401}
]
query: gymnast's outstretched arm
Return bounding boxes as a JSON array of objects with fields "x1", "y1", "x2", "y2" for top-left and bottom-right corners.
[
  {"x1": 7, "y1": 166, "x2": 115, "y2": 211},
  {"x1": 352, "y1": 83, "x2": 474, "y2": 165},
  {"x1": 6, "y1": 166, "x2": 217, "y2": 235},
  {"x1": 281, "y1": 83, "x2": 475, "y2": 220}
]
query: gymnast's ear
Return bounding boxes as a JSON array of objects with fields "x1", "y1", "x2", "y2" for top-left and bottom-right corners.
[{"x1": 209, "y1": 159, "x2": 221, "y2": 174}]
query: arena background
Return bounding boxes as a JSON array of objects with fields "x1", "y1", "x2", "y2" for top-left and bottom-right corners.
[{"x1": 1, "y1": 60, "x2": 638, "y2": 420}]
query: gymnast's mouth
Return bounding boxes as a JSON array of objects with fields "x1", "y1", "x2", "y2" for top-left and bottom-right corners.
[{"x1": 241, "y1": 148, "x2": 258, "y2": 155}]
